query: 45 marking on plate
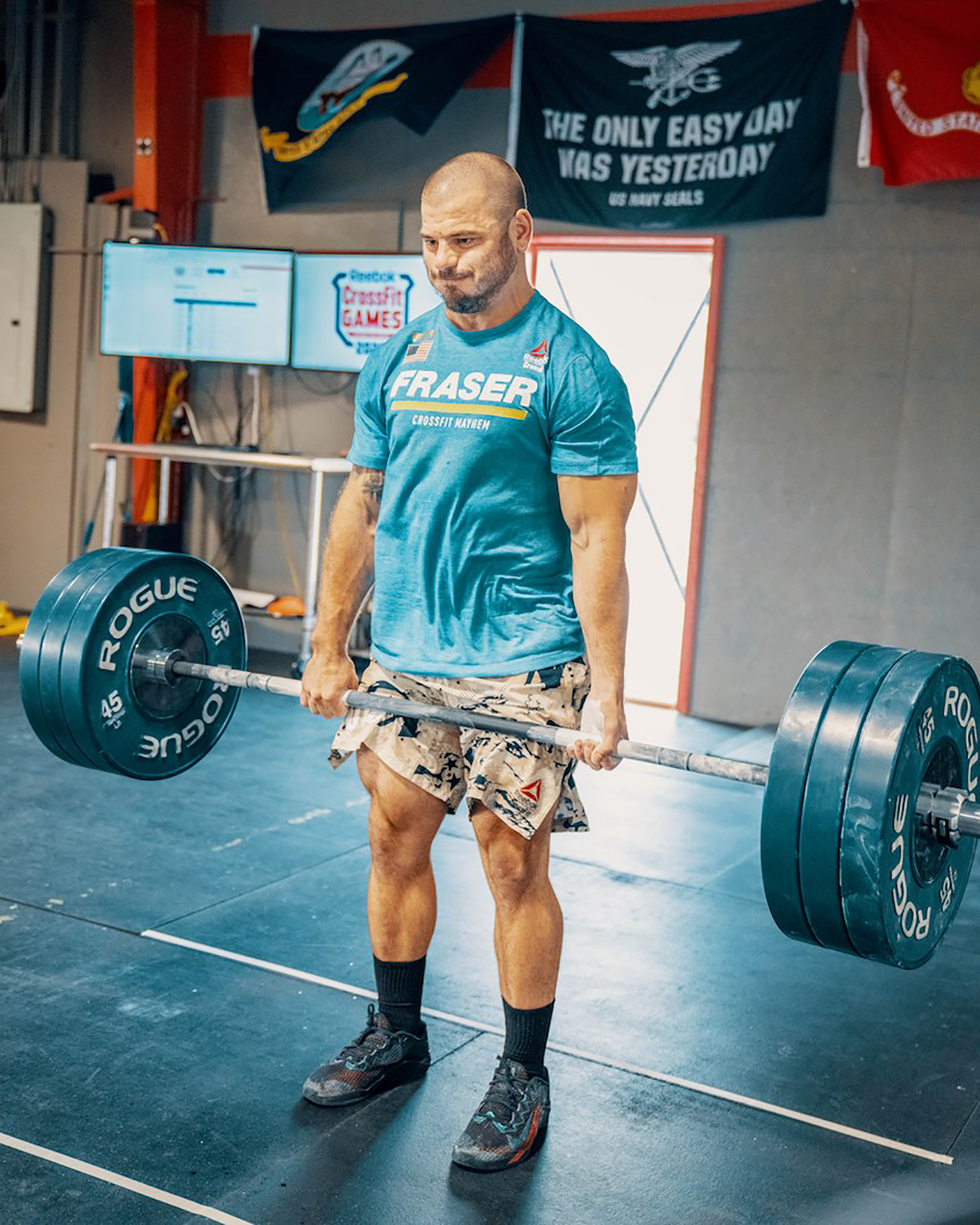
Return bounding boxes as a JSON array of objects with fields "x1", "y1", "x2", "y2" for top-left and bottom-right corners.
[
  {"x1": 916, "y1": 705, "x2": 935, "y2": 753},
  {"x1": 208, "y1": 608, "x2": 232, "y2": 646},
  {"x1": 940, "y1": 863, "x2": 958, "y2": 913},
  {"x1": 101, "y1": 688, "x2": 126, "y2": 730}
]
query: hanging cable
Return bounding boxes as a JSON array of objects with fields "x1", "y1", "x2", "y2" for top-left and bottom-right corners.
[{"x1": 290, "y1": 367, "x2": 356, "y2": 397}]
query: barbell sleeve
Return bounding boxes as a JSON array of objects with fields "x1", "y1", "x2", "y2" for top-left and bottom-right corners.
[{"x1": 164, "y1": 658, "x2": 303, "y2": 698}]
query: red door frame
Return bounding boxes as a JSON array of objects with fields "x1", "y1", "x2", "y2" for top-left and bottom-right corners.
[{"x1": 528, "y1": 233, "x2": 724, "y2": 714}]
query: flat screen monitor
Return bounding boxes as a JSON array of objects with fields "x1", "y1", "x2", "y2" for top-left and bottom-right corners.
[
  {"x1": 100, "y1": 242, "x2": 294, "y2": 365},
  {"x1": 292, "y1": 253, "x2": 443, "y2": 373}
]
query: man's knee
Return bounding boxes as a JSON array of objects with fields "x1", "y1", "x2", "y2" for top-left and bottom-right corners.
[
  {"x1": 369, "y1": 804, "x2": 433, "y2": 880},
  {"x1": 474, "y1": 810, "x2": 550, "y2": 905}
]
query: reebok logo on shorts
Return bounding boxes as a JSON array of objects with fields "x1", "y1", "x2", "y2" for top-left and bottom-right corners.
[{"x1": 330, "y1": 657, "x2": 591, "y2": 837}]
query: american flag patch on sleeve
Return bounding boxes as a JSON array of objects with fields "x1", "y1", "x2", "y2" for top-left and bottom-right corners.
[{"x1": 404, "y1": 330, "x2": 436, "y2": 362}]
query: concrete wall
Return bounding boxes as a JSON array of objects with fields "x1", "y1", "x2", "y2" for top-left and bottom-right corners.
[
  {"x1": 690, "y1": 78, "x2": 980, "y2": 723},
  {"x1": 3, "y1": 0, "x2": 979, "y2": 724},
  {"x1": 77, "y1": 0, "x2": 134, "y2": 191}
]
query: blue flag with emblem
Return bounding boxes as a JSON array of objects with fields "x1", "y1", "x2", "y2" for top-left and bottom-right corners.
[
  {"x1": 515, "y1": 2, "x2": 852, "y2": 230},
  {"x1": 252, "y1": 16, "x2": 513, "y2": 211}
]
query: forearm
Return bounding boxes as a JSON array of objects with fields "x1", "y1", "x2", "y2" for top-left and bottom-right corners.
[
  {"x1": 570, "y1": 527, "x2": 629, "y2": 706},
  {"x1": 310, "y1": 472, "x2": 379, "y2": 658}
]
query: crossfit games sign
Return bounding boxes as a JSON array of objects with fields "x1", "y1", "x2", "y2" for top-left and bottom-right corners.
[
  {"x1": 292, "y1": 254, "x2": 443, "y2": 373},
  {"x1": 516, "y1": 4, "x2": 852, "y2": 230},
  {"x1": 333, "y1": 269, "x2": 413, "y2": 354}
]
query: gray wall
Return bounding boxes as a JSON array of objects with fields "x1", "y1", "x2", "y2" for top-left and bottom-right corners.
[
  {"x1": 2, "y1": 0, "x2": 978, "y2": 725},
  {"x1": 692, "y1": 78, "x2": 980, "y2": 723},
  {"x1": 77, "y1": 0, "x2": 134, "y2": 190}
]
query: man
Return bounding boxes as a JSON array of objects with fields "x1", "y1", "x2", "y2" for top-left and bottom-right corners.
[{"x1": 300, "y1": 152, "x2": 637, "y2": 1172}]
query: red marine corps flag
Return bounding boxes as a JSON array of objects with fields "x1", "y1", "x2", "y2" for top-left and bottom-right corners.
[{"x1": 857, "y1": 0, "x2": 980, "y2": 185}]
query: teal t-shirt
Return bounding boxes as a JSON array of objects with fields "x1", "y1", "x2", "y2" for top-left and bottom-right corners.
[{"x1": 348, "y1": 290, "x2": 637, "y2": 677}]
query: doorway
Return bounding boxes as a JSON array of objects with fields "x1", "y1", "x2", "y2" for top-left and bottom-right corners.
[{"x1": 530, "y1": 235, "x2": 722, "y2": 710}]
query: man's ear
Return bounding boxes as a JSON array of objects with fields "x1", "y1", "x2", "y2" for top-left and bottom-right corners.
[{"x1": 511, "y1": 208, "x2": 534, "y2": 252}]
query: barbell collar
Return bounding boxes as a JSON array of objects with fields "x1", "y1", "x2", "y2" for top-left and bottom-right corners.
[
  {"x1": 915, "y1": 781, "x2": 980, "y2": 846},
  {"x1": 138, "y1": 648, "x2": 187, "y2": 684}
]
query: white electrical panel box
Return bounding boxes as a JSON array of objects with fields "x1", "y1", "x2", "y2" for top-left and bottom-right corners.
[{"x1": 0, "y1": 203, "x2": 51, "y2": 413}]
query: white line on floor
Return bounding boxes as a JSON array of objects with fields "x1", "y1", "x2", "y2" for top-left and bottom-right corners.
[
  {"x1": 0, "y1": 1131, "x2": 254, "y2": 1224},
  {"x1": 141, "y1": 929, "x2": 953, "y2": 1167}
]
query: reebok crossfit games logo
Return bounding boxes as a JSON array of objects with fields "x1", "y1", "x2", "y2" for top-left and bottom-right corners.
[{"x1": 523, "y1": 340, "x2": 549, "y2": 372}]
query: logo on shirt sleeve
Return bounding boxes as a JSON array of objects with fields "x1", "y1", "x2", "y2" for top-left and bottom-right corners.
[
  {"x1": 404, "y1": 329, "x2": 436, "y2": 362},
  {"x1": 523, "y1": 340, "x2": 549, "y2": 373}
]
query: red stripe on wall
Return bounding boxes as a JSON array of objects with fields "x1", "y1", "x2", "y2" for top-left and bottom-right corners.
[
  {"x1": 202, "y1": 2, "x2": 855, "y2": 100},
  {"x1": 466, "y1": 41, "x2": 512, "y2": 90},
  {"x1": 592, "y1": 2, "x2": 857, "y2": 71},
  {"x1": 202, "y1": 32, "x2": 250, "y2": 98},
  {"x1": 597, "y1": 0, "x2": 840, "y2": 16}
]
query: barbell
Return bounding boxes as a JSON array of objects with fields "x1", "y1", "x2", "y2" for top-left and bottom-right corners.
[{"x1": 16, "y1": 547, "x2": 980, "y2": 973}]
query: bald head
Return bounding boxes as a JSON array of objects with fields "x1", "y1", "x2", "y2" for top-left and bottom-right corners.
[
  {"x1": 421, "y1": 152, "x2": 527, "y2": 222},
  {"x1": 419, "y1": 152, "x2": 533, "y2": 324}
]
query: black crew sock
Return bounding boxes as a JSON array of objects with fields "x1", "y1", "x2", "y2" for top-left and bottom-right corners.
[
  {"x1": 502, "y1": 998, "x2": 554, "y2": 1080},
  {"x1": 373, "y1": 955, "x2": 426, "y2": 1036}
]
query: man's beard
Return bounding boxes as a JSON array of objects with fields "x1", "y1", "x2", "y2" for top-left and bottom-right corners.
[{"x1": 435, "y1": 236, "x2": 519, "y2": 314}]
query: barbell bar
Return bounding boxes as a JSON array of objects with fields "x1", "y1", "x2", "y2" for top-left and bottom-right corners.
[
  {"x1": 137, "y1": 652, "x2": 980, "y2": 843},
  {"x1": 140, "y1": 653, "x2": 771, "y2": 785},
  {"x1": 16, "y1": 547, "x2": 980, "y2": 971}
]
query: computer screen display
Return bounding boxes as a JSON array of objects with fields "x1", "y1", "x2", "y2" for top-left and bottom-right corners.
[
  {"x1": 100, "y1": 242, "x2": 294, "y2": 365},
  {"x1": 292, "y1": 254, "x2": 443, "y2": 372}
]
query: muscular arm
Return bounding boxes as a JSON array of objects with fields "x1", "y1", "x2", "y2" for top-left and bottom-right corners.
[
  {"x1": 300, "y1": 465, "x2": 384, "y2": 717},
  {"x1": 557, "y1": 472, "x2": 638, "y2": 770}
]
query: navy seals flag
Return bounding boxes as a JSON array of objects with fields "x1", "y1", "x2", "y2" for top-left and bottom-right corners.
[
  {"x1": 515, "y1": 2, "x2": 852, "y2": 230},
  {"x1": 252, "y1": 17, "x2": 512, "y2": 211}
]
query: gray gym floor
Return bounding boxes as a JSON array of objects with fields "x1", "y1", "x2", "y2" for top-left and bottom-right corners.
[{"x1": 2, "y1": 636, "x2": 979, "y2": 1224}]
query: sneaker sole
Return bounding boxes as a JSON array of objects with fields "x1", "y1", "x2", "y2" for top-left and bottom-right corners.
[
  {"x1": 302, "y1": 1056, "x2": 430, "y2": 1108},
  {"x1": 451, "y1": 1117, "x2": 549, "y2": 1173}
]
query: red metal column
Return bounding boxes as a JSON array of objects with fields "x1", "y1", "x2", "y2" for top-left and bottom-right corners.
[{"x1": 131, "y1": 0, "x2": 205, "y2": 523}]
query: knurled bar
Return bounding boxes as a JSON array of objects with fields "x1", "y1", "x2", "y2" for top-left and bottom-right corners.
[{"x1": 164, "y1": 657, "x2": 980, "y2": 836}]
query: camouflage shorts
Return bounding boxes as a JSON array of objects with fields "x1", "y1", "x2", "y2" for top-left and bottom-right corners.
[{"x1": 329, "y1": 656, "x2": 591, "y2": 840}]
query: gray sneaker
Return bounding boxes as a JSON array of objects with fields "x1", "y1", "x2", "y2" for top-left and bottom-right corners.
[
  {"x1": 452, "y1": 1057, "x2": 550, "y2": 1171},
  {"x1": 302, "y1": 1004, "x2": 430, "y2": 1106}
]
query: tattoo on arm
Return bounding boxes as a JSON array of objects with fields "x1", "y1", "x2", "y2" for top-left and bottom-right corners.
[{"x1": 352, "y1": 465, "x2": 385, "y2": 504}]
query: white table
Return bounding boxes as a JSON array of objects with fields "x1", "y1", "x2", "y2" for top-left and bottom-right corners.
[{"x1": 90, "y1": 442, "x2": 351, "y2": 669}]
